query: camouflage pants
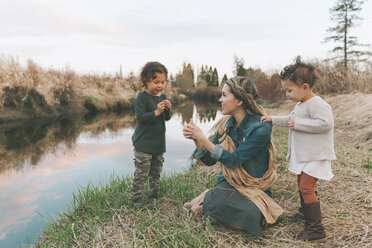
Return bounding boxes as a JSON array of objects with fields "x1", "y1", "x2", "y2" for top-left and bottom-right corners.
[{"x1": 131, "y1": 149, "x2": 164, "y2": 200}]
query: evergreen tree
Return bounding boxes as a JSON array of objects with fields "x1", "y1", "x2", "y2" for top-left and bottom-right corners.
[
  {"x1": 211, "y1": 68, "x2": 219, "y2": 86},
  {"x1": 233, "y1": 56, "x2": 246, "y2": 76},
  {"x1": 221, "y1": 74, "x2": 228, "y2": 86},
  {"x1": 175, "y1": 63, "x2": 195, "y2": 88},
  {"x1": 324, "y1": 0, "x2": 371, "y2": 71}
]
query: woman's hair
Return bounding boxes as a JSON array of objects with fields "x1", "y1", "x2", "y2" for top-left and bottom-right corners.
[
  {"x1": 280, "y1": 56, "x2": 317, "y2": 88},
  {"x1": 224, "y1": 76, "x2": 265, "y2": 116},
  {"x1": 140, "y1": 62, "x2": 168, "y2": 87}
]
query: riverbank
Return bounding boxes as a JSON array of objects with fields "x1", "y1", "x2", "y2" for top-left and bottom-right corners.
[
  {"x1": 0, "y1": 57, "x2": 140, "y2": 123},
  {"x1": 35, "y1": 93, "x2": 371, "y2": 247}
]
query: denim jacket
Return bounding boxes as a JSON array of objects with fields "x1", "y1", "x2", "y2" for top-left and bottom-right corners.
[{"x1": 194, "y1": 114, "x2": 272, "y2": 187}]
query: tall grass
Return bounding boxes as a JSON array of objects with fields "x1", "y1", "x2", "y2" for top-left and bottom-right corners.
[
  {"x1": 313, "y1": 61, "x2": 372, "y2": 95},
  {"x1": 0, "y1": 56, "x2": 137, "y2": 116}
]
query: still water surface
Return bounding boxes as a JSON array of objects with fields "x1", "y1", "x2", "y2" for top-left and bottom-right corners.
[{"x1": 0, "y1": 101, "x2": 221, "y2": 247}]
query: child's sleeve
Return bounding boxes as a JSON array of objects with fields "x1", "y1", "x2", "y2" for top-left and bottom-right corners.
[
  {"x1": 134, "y1": 94, "x2": 157, "y2": 124},
  {"x1": 294, "y1": 102, "x2": 334, "y2": 133},
  {"x1": 271, "y1": 115, "x2": 291, "y2": 127}
]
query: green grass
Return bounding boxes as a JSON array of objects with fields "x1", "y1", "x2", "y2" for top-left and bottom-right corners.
[{"x1": 35, "y1": 167, "x2": 220, "y2": 247}]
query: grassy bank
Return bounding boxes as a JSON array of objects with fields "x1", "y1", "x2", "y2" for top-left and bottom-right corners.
[
  {"x1": 35, "y1": 94, "x2": 372, "y2": 247},
  {"x1": 0, "y1": 56, "x2": 138, "y2": 122}
]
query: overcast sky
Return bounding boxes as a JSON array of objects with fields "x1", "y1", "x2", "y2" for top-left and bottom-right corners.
[{"x1": 1, "y1": 0, "x2": 371, "y2": 78}]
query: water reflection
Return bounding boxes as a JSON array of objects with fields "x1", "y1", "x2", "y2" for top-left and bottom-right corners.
[
  {"x1": 0, "y1": 111, "x2": 136, "y2": 175},
  {"x1": 172, "y1": 100, "x2": 220, "y2": 124},
  {"x1": 0, "y1": 101, "x2": 221, "y2": 247}
]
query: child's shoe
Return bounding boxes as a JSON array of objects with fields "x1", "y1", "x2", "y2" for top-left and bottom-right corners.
[{"x1": 295, "y1": 201, "x2": 327, "y2": 243}]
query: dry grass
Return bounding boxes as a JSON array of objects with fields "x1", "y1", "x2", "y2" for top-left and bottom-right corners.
[
  {"x1": 0, "y1": 56, "x2": 136, "y2": 118},
  {"x1": 36, "y1": 93, "x2": 372, "y2": 247},
  {"x1": 314, "y1": 61, "x2": 372, "y2": 95}
]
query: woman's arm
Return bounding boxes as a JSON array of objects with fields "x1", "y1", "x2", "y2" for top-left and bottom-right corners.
[
  {"x1": 183, "y1": 121, "x2": 219, "y2": 166},
  {"x1": 185, "y1": 121, "x2": 272, "y2": 168}
]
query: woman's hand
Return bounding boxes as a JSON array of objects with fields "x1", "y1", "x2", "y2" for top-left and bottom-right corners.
[
  {"x1": 183, "y1": 123, "x2": 193, "y2": 139},
  {"x1": 185, "y1": 120, "x2": 205, "y2": 141}
]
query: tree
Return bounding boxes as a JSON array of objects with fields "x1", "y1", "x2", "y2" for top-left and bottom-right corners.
[
  {"x1": 324, "y1": 0, "x2": 371, "y2": 71},
  {"x1": 221, "y1": 74, "x2": 228, "y2": 85},
  {"x1": 211, "y1": 68, "x2": 219, "y2": 87},
  {"x1": 175, "y1": 63, "x2": 195, "y2": 88},
  {"x1": 197, "y1": 65, "x2": 219, "y2": 87},
  {"x1": 233, "y1": 56, "x2": 246, "y2": 76}
]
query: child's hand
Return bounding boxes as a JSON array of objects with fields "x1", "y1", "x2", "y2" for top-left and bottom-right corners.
[
  {"x1": 155, "y1": 101, "x2": 166, "y2": 116},
  {"x1": 164, "y1": 100, "x2": 172, "y2": 110},
  {"x1": 288, "y1": 119, "x2": 295, "y2": 130},
  {"x1": 261, "y1": 116, "x2": 272, "y2": 122}
]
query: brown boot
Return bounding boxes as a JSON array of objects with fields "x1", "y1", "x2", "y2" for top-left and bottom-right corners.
[
  {"x1": 289, "y1": 191, "x2": 318, "y2": 221},
  {"x1": 295, "y1": 201, "x2": 327, "y2": 243},
  {"x1": 289, "y1": 191, "x2": 305, "y2": 220}
]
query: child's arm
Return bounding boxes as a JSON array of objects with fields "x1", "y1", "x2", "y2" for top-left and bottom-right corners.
[
  {"x1": 261, "y1": 115, "x2": 291, "y2": 127},
  {"x1": 134, "y1": 95, "x2": 163, "y2": 124},
  {"x1": 294, "y1": 103, "x2": 334, "y2": 133}
]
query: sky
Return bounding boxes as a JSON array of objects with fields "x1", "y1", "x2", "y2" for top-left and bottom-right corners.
[{"x1": 1, "y1": 0, "x2": 371, "y2": 78}]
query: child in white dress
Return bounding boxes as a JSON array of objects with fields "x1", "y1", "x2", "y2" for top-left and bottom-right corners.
[{"x1": 261, "y1": 57, "x2": 336, "y2": 243}]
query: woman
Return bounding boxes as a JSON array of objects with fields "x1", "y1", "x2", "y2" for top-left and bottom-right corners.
[{"x1": 183, "y1": 76, "x2": 283, "y2": 237}]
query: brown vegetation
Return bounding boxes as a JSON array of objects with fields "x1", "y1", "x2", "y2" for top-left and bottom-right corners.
[
  {"x1": 176, "y1": 87, "x2": 220, "y2": 102},
  {"x1": 315, "y1": 62, "x2": 372, "y2": 95},
  {"x1": 0, "y1": 56, "x2": 137, "y2": 122}
]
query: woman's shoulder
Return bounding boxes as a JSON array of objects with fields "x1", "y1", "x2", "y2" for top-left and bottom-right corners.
[{"x1": 243, "y1": 115, "x2": 272, "y2": 136}]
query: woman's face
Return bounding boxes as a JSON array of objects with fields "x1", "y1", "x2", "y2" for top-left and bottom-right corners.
[{"x1": 219, "y1": 84, "x2": 242, "y2": 115}]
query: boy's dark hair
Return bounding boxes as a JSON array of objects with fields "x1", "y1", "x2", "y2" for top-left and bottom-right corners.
[
  {"x1": 140, "y1": 62, "x2": 168, "y2": 87},
  {"x1": 280, "y1": 56, "x2": 317, "y2": 88}
]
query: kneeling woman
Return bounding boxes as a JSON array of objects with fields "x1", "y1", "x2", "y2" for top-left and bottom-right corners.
[{"x1": 183, "y1": 77, "x2": 283, "y2": 237}]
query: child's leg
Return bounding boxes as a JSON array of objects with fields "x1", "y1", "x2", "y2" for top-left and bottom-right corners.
[
  {"x1": 298, "y1": 173, "x2": 318, "y2": 203},
  {"x1": 131, "y1": 150, "x2": 152, "y2": 201},
  {"x1": 296, "y1": 172, "x2": 326, "y2": 242},
  {"x1": 148, "y1": 153, "x2": 164, "y2": 198}
]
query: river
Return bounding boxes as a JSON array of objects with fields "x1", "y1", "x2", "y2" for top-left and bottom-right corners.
[{"x1": 0, "y1": 100, "x2": 221, "y2": 247}]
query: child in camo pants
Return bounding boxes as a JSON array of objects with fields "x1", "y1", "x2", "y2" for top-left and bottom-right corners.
[{"x1": 131, "y1": 62, "x2": 172, "y2": 207}]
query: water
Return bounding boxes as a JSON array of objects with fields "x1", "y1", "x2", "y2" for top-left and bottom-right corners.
[{"x1": 0, "y1": 101, "x2": 221, "y2": 247}]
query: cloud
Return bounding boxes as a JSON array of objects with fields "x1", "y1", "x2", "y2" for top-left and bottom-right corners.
[{"x1": 0, "y1": 0, "x2": 129, "y2": 38}]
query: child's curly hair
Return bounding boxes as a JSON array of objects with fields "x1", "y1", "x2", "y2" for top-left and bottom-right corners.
[
  {"x1": 280, "y1": 56, "x2": 317, "y2": 88},
  {"x1": 140, "y1": 62, "x2": 168, "y2": 88}
]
